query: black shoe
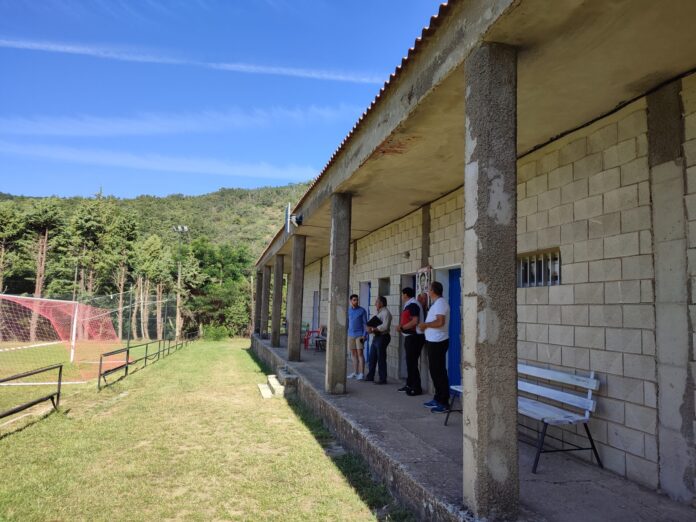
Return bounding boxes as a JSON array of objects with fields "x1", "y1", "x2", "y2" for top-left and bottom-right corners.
[
  {"x1": 374, "y1": 380, "x2": 387, "y2": 385},
  {"x1": 397, "y1": 386, "x2": 410, "y2": 392},
  {"x1": 363, "y1": 378, "x2": 374, "y2": 382},
  {"x1": 406, "y1": 389, "x2": 422, "y2": 396}
]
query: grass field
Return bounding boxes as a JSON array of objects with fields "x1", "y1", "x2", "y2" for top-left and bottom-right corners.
[{"x1": 0, "y1": 339, "x2": 414, "y2": 521}]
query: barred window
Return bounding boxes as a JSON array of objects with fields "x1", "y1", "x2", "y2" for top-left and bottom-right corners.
[{"x1": 517, "y1": 250, "x2": 561, "y2": 288}]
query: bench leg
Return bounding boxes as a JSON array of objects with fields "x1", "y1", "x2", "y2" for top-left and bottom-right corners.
[
  {"x1": 444, "y1": 394, "x2": 457, "y2": 426},
  {"x1": 532, "y1": 422, "x2": 548, "y2": 474},
  {"x1": 583, "y1": 423, "x2": 603, "y2": 469}
]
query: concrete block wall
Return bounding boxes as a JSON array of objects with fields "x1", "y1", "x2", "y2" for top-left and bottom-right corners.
[
  {"x1": 301, "y1": 260, "x2": 321, "y2": 330},
  {"x1": 320, "y1": 256, "x2": 329, "y2": 327},
  {"x1": 429, "y1": 190, "x2": 465, "y2": 267},
  {"x1": 350, "y1": 209, "x2": 424, "y2": 375},
  {"x1": 516, "y1": 99, "x2": 659, "y2": 484}
]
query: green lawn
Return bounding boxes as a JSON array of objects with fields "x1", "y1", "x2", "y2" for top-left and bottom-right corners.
[{"x1": 0, "y1": 339, "x2": 413, "y2": 521}]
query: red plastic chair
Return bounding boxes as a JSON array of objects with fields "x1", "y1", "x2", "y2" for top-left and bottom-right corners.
[{"x1": 303, "y1": 329, "x2": 320, "y2": 350}]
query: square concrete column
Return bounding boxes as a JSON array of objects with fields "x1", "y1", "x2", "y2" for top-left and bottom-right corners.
[
  {"x1": 287, "y1": 235, "x2": 306, "y2": 361},
  {"x1": 260, "y1": 265, "x2": 271, "y2": 339},
  {"x1": 326, "y1": 192, "x2": 351, "y2": 394},
  {"x1": 647, "y1": 81, "x2": 695, "y2": 501},
  {"x1": 253, "y1": 270, "x2": 263, "y2": 334},
  {"x1": 462, "y1": 43, "x2": 519, "y2": 520},
  {"x1": 271, "y1": 255, "x2": 284, "y2": 347}
]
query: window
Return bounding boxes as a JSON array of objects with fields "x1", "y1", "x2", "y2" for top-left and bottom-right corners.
[
  {"x1": 378, "y1": 277, "x2": 390, "y2": 298},
  {"x1": 517, "y1": 250, "x2": 561, "y2": 288}
]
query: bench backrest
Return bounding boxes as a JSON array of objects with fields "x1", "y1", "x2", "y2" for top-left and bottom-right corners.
[{"x1": 518, "y1": 363, "x2": 599, "y2": 417}]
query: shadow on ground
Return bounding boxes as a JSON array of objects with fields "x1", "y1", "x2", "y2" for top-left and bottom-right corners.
[{"x1": 245, "y1": 346, "x2": 416, "y2": 522}]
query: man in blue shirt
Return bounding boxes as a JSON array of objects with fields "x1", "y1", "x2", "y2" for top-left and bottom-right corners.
[{"x1": 347, "y1": 294, "x2": 368, "y2": 380}]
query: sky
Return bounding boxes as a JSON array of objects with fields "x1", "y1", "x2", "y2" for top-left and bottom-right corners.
[{"x1": 0, "y1": 0, "x2": 443, "y2": 198}]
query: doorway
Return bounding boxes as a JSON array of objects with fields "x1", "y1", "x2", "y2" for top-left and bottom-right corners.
[
  {"x1": 311, "y1": 291, "x2": 319, "y2": 330},
  {"x1": 359, "y1": 281, "x2": 371, "y2": 360},
  {"x1": 447, "y1": 268, "x2": 461, "y2": 386},
  {"x1": 399, "y1": 275, "x2": 416, "y2": 379}
]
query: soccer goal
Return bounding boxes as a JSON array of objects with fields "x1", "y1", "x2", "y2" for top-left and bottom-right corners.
[{"x1": 0, "y1": 295, "x2": 123, "y2": 384}]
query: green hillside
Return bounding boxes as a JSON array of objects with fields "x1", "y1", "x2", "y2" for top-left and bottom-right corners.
[
  {"x1": 0, "y1": 183, "x2": 309, "y2": 336},
  {"x1": 0, "y1": 183, "x2": 309, "y2": 257}
]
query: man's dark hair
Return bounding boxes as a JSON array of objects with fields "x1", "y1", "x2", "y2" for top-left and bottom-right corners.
[
  {"x1": 402, "y1": 287, "x2": 414, "y2": 298},
  {"x1": 430, "y1": 281, "x2": 443, "y2": 296},
  {"x1": 377, "y1": 296, "x2": 387, "y2": 307},
  {"x1": 349, "y1": 294, "x2": 359, "y2": 300}
]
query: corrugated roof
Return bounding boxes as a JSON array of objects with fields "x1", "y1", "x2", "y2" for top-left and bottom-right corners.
[{"x1": 257, "y1": 1, "x2": 454, "y2": 266}]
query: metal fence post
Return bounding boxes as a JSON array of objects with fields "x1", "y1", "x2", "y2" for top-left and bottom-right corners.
[
  {"x1": 56, "y1": 365, "x2": 63, "y2": 409},
  {"x1": 144, "y1": 342, "x2": 149, "y2": 367},
  {"x1": 125, "y1": 347, "x2": 130, "y2": 377},
  {"x1": 126, "y1": 285, "x2": 134, "y2": 349},
  {"x1": 97, "y1": 356, "x2": 103, "y2": 390}
]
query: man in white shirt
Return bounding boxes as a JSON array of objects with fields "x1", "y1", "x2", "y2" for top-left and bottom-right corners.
[{"x1": 418, "y1": 281, "x2": 450, "y2": 413}]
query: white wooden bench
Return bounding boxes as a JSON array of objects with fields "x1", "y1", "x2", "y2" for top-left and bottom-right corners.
[{"x1": 445, "y1": 363, "x2": 604, "y2": 474}]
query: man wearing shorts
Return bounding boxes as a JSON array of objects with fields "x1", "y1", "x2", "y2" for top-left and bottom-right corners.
[{"x1": 347, "y1": 294, "x2": 368, "y2": 380}]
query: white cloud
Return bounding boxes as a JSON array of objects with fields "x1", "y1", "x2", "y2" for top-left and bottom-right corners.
[
  {"x1": 0, "y1": 37, "x2": 383, "y2": 84},
  {"x1": 0, "y1": 105, "x2": 361, "y2": 137},
  {"x1": 0, "y1": 140, "x2": 316, "y2": 182}
]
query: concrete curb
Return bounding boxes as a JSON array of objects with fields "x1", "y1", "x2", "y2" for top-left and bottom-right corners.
[{"x1": 251, "y1": 335, "x2": 474, "y2": 522}]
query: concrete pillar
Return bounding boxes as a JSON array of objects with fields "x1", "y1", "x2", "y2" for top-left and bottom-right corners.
[
  {"x1": 647, "y1": 80, "x2": 695, "y2": 502},
  {"x1": 420, "y1": 204, "x2": 431, "y2": 393},
  {"x1": 326, "y1": 193, "x2": 351, "y2": 394},
  {"x1": 461, "y1": 43, "x2": 519, "y2": 520},
  {"x1": 253, "y1": 270, "x2": 263, "y2": 334},
  {"x1": 271, "y1": 255, "x2": 284, "y2": 347},
  {"x1": 288, "y1": 235, "x2": 306, "y2": 361},
  {"x1": 260, "y1": 265, "x2": 271, "y2": 339}
]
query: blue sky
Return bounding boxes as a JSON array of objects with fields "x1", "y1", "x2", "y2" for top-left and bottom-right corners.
[{"x1": 0, "y1": 0, "x2": 442, "y2": 198}]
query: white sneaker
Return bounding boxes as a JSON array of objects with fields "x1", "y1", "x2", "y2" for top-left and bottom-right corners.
[
  {"x1": 347, "y1": 372, "x2": 356, "y2": 379},
  {"x1": 356, "y1": 373, "x2": 364, "y2": 381}
]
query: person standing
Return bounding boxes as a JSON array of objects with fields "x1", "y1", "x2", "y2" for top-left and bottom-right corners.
[
  {"x1": 396, "y1": 287, "x2": 424, "y2": 396},
  {"x1": 365, "y1": 295, "x2": 392, "y2": 384},
  {"x1": 347, "y1": 294, "x2": 368, "y2": 380},
  {"x1": 418, "y1": 281, "x2": 450, "y2": 413}
]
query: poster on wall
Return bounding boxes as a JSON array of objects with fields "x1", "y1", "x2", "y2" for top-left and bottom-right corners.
[{"x1": 416, "y1": 266, "x2": 431, "y2": 304}]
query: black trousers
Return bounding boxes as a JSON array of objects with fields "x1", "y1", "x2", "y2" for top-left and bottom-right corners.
[
  {"x1": 366, "y1": 333, "x2": 390, "y2": 382},
  {"x1": 426, "y1": 339, "x2": 450, "y2": 405},
  {"x1": 404, "y1": 334, "x2": 424, "y2": 392}
]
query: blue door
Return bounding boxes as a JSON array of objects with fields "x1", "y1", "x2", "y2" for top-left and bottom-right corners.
[{"x1": 448, "y1": 268, "x2": 461, "y2": 386}]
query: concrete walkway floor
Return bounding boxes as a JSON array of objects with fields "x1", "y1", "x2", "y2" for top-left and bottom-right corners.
[{"x1": 252, "y1": 336, "x2": 695, "y2": 522}]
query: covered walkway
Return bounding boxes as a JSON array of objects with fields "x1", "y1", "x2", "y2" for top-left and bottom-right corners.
[{"x1": 253, "y1": 334, "x2": 695, "y2": 522}]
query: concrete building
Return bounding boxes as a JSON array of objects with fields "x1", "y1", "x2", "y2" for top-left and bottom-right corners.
[{"x1": 253, "y1": 1, "x2": 696, "y2": 518}]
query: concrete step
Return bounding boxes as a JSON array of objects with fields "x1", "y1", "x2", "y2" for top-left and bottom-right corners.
[
  {"x1": 267, "y1": 375, "x2": 285, "y2": 396},
  {"x1": 257, "y1": 383, "x2": 273, "y2": 399}
]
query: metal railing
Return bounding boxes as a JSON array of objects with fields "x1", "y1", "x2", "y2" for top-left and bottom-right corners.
[
  {"x1": 0, "y1": 364, "x2": 63, "y2": 420},
  {"x1": 97, "y1": 333, "x2": 197, "y2": 390}
]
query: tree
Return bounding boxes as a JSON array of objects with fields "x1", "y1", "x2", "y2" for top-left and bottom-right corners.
[
  {"x1": 103, "y1": 209, "x2": 138, "y2": 339},
  {"x1": 24, "y1": 199, "x2": 63, "y2": 340},
  {"x1": 132, "y1": 235, "x2": 173, "y2": 340},
  {"x1": 0, "y1": 201, "x2": 26, "y2": 293}
]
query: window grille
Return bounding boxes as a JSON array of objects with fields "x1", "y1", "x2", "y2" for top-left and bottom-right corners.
[{"x1": 517, "y1": 250, "x2": 561, "y2": 288}]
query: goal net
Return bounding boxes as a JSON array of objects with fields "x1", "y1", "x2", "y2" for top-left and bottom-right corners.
[{"x1": 0, "y1": 295, "x2": 122, "y2": 384}]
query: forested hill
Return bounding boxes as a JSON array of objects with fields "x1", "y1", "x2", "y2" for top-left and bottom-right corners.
[
  {"x1": 0, "y1": 183, "x2": 309, "y2": 257},
  {"x1": 0, "y1": 183, "x2": 309, "y2": 336}
]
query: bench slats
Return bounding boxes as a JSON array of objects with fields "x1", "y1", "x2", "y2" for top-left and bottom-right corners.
[
  {"x1": 518, "y1": 396, "x2": 587, "y2": 425},
  {"x1": 518, "y1": 363, "x2": 599, "y2": 390},
  {"x1": 519, "y1": 379, "x2": 596, "y2": 412}
]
